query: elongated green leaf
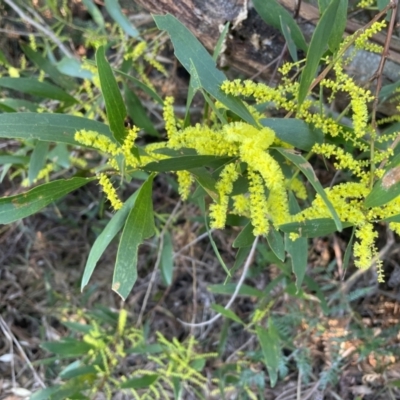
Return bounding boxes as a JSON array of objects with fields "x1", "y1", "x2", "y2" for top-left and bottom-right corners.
[
  {"x1": 0, "y1": 154, "x2": 29, "y2": 165},
  {"x1": 160, "y1": 231, "x2": 174, "y2": 285},
  {"x1": 328, "y1": 0, "x2": 348, "y2": 53},
  {"x1": 0, "y1": 103, "x2": 16, "y2": 112},
  {"x1": 208, "y1": 283, "x2": 264, "y2": 298},
  {"x1": 191, "y1": 167, "x2": 218, "y2": 200},
  {"x1": 81, "y1": 190, "x2": 140, "y2": 290},
  {"x1": 20, "y1": 43, "x2": 74, "y2": 89},
  {"x1": 113, "y1": 175, "x2": 155, "y2": 300},
  {"x1": 198, "y1": 195, "x2": 231, "y2": 277},
  {"x1": 211, "y1": 304, "x2": 244, "y2": 325},
  {"x1": 124, "y1": 85, "x2": 159, "y2": 137},
  {"x1": 120, "y1": 375, "x2": 159, "y2": 389},
  {"x1": 280, "y1": 218, "x2": 352, "y2": 238},
  {"x1": 82, "y1": 0, "x2": 105, "y2": 28},
  {"x1": 153, "y1": 14, "x2": 256, "y2": 125},
  {"x1": 0, "y1": 98, "x2": 38, "y2": 112},
  {"x1": 298, "y1": 0, "x2": 341, "y2": 105},
  {"x1": 233, "y1": 221, "x2": 255, "y2": 248},
  {"x1": 144, "y1": 155, "x2": 233, "y2": 172},
  {"x1": 256, "y1": 322, "x2": 281, "y2": 388},
  {"x1": 285, "y1": 193, "x2": 308, "y2": 290},
  {"x1": 0, "y1": 178, "x2": 94, "y2": 224},
  {"x1": 59, "y1": 363, "x2": 97, "y2": 379},
  {"x1": 96, "y1": 46, "x2": 127, "y2": 145},
  {"x1": 0, "y1": 77, "x2": 77, "y2": 105},
  {"x1": 277, "y1": 148, "x2": 342, "y2": 231},
  {"x1": 280, "y1": 16, "x2": 298, "y2": 62},
  {"x1": 383, "y1": 213, "x2": 400, "y2": 223},
  {"x1": 28, "y1": 141, "x2": 49, "y2": 183},
  {"x1": 41, "y1": 340, "x2": 93, "y2": 356},
  {"x1": 0, "y1": 113, "x2": 113, "y2": 144},
  {"x1": 318, "y1": 0, "x2": 330, "y2": 13},
  {"x1": 261, "y1": 118, "x2": 323, "y2": 151},
  {"x1": 267, "y1": 225, "x2": 285, "y2": 261},
  {"x1": 62, "y1": 321, "x2": 93, "y2": 334},
  {"x1": 105, "y1": 0, "x2": 139, "y2": 38},
  {"x1": 56, "y1": 57, "x2": 94, "y2": 79},
  {"x1": 115, "y1": 68, "x2": 164, "y2": 105},
  {"x1": 213, "y1": 22, "x2": 230, "y2": 61},
  {"x1": 365, "y1": 166, "x2": 400, "y2": 208},
  {"x1": 253, "y1": 0, "x2": 307, "y2": 52},
  {"x1": 30, "y1": 387, "x2": 61, "y2": 400}
]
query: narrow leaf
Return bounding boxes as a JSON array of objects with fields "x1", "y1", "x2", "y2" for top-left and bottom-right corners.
[
  {"x1": 0, "y1": 113, "x2": 113, "y2": 145},
  {"x1": 104, "y1": 0, "x2": 140, "y2": 38},
  {"x1": 82, "y1": 0, "x2": 105, "y2": 28},
  {"x1": 256, "y1": 322, "x2": 281, "y2": 388},
  {"x1": 0, "y1": 77, "x2": 77, "y2": 105},
  {"x1": 280, "y1": 16, "x2": 298, "y2": 62},
  {"x1": 328, "y1": 0, "x2": 348, "y2": 53},
  {"x1": 120, "y1": 374, "x2": 159, "y2": 389},
  {"x1": 276, "y1": 148, "x2": 342, "y2": 231},
  {"x1": 81, "y1": 190, "x2": 140, "y2": 290},
  {"x1": 261, "y1": 118, "x2": 323, "y2": 151},
  {"x1": 280, "y1": 218, "x2": 352, "y2": 238},
  {"x1": 160, "y1": 231, "x2": 174, "y2": 285},
  {"x1": 211, "y1": 304, "x2": 244, "y2": 325},
  {"x1": 144, "y1": 155, "x2": 233, "y2": 172},
  {"x1": 96, "y1": 46, "x2": 127, "y2": 145},
  {"x1": 298, "y1": 0, "x2": 341, "y2": 105},
  {"x1": 233, "y1": 221, "x2": 255, "y2": 248},
  {"x1": 285, "y1": 193, "x2": 308, "y2": 290},
  {"x1": 20, "y1": 43, "x2": 75, "y2": 89},
  {"x1": 113, "y1": 175, "x2": 155, "y2": 300},
  {"x1": 115, "y1": 68, "x2": 164, "y2": 105},
  {"x1": 56, "y1": 57, "x2": 94, "y2": 79},
  {"x1": 124, "y1": 85, "x2": 159, "y2": 137},
  {"x1": 0, "y1": 178, "x2": 94, "y2": 224},
  {"x1": 28, "y1": 141, "x2": 49, "y2": 183},
  {"x1": 41, "y1": 340, "x2": 93, "y2": 357},
  {"x1": 266, "y1": 225, "x2": 285, "y2": 261},
  {"x1": 365, "y1": 167, "x2": 400, "y2": 208},
  {"x1": 0, "y1": 154, "x2": 29, "y2": 165},
  {"x1": 0, "y1": 98, "x2": 38, "y2": 112},
  {"x1": 253, "y1": 0, "x2": 308, "y2": 51},
  {"x1": 153, "y1": 14, "x2": 256, "y2": 125}
]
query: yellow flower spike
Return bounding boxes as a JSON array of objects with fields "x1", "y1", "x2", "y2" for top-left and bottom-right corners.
[
  {"x1": 232, "y1": 194, "x2": 249, "y2": 215},
  {"x1": 124, "y1": 40, "x2": 147, "y2": 61},
  {"x1": 210, "y1": 163, "x2": 240, "y2": 229},
  {"x1": 210, "y1": 196, "x2": 229, "y2": 229},
  {"x1": 353, "y1": 223, "x2": 378, "y2": 269},
  {"x1": 176, "y1": 170, "x2": 193, "y2": 200},
  {"x1": 163, "y1": 96, "x2": 177, "y2": 139},
  {"x1": 117, "y1": 309, "x2": 128, "y2": 336},
  {"x1": 98, "y1": 173, "x2": 123, "y2": 211},
  {"x1": 248, "y1": 170, "x2": 269, "y2": 235},
  {"x1": 122, "y1": 126, "x2": 140, "y2": 167}
]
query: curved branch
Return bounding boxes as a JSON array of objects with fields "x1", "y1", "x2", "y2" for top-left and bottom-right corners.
[{"x1": 178, "y1": 235, "x2": 259, "y2": 328}]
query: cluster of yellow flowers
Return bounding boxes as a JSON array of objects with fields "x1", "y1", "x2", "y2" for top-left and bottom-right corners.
[{"x1": 73, "y1": 18, "x2": 400, "y2": 278}]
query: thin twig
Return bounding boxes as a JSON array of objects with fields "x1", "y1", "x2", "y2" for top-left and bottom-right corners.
[
  {"x1": 0, "y1": 316, "x2": 46, "y2": 388},
  {"x1": 3, "y1": 0, "x2": 75, "y2": 59},
  {"x1": 173, "y1": 230, "x2": 212, "y2": 258},
  {"x1": 136, "y1": 201, "x2": 181, "y2": 326},
  {"x1": 178, "y1": 236, "x2": 259, "y2": 328}
]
